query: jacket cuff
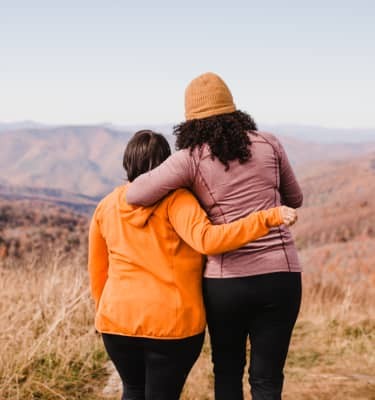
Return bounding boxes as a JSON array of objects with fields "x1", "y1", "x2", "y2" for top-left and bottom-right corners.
[{"x1": 265, "y1": 207, "x2": 283, "y2": 228}]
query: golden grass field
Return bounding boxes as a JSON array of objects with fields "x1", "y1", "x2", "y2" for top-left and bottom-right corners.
[{"x1": 0, "y1": 252, "x2": 374, "y2": 400}]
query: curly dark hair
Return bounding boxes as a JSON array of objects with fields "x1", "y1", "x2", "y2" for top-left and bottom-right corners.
[{"x1": 174, "y1": 110, "x2": 258, "y2": 170}]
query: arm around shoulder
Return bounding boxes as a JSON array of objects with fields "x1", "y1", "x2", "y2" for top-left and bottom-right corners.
[
  {"x1": 126, "y1": 149, "x2": 197, "y2": 207},
  {"x1": 168, "y1": 190, "x2": 284, "y2": 256}
]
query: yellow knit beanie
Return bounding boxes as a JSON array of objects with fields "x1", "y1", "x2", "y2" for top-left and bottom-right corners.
[{"x1": 184, "y1": 72, "x2": 236, "y2": 120}]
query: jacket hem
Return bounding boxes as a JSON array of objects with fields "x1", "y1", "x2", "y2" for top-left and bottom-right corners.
[
  {"x1": 95, "y1": 328, "x2": 206, "y2": 340},
  {"x1": 203, "y1": 265, "x2": 302, "y2": 279}
]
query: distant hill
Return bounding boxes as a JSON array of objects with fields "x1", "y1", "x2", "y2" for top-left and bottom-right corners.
[
  {"x1": 106, "y1": 122, "x2": 375, "y2": 144},
  {"x1": 275, "y1": 135, "x2": 375, "y2": 167},
  {"x1": 0, "y1": 183, "x2": 99, "y2": 215},
  {"x1": 290, "y1": 153, "x2": 375, "y2": 275},
  {"x1": 0, "y1": 125, "x2": 179, "y2": 197},
  {"x1": 260, "y1": 123, "x2": 375, "y2": 143},
  {"x1": 0, "y1": 197, "x2": 88, "y2": 259},
  {"x1": 0, "y1": 126, "x2": 133, "y2": 197},
  {"x1": 1, "y1": 120, "x2": 374, "y2": 141},
  {"x1": 0, "y1": 123, "x2": 374, "y2": 197},
  {"x1": 292, "y1": 153, "x2": 375, "y2": 248}
]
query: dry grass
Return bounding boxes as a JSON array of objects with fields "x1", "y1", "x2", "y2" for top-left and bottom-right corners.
[
  {"x1": 0, "y1": 254, "x2": 107, "y2": 400},
  {"x1": 0, "y1": 255, "x2": 374, "y2": 400}
]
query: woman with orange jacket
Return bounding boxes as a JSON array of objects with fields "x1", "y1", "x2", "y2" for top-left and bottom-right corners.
[{"x1": 88, "y1": 130, "x2": 297, "y2": 400}]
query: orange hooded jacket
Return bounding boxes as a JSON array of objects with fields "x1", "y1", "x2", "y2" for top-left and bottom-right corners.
[{"x1": 88, "y1": 185, "x2": 283, "y2": 339}]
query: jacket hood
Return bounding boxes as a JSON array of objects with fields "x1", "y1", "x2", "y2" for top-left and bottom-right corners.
[{"x1": 115, "y1": 185, "x2": 160, "y2": 228}]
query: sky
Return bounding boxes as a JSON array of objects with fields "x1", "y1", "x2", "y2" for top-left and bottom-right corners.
[{"x1": 0, "y1": 0, "x2": 374, "y2": 128}]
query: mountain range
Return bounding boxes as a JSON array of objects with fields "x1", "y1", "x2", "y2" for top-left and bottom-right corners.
[
  {"x1": 1, "y1": 123, "x2": 374, "y2": 198},
  {"x1": 0, "y1": 121, "x2": 373, "y2": 265},
  {"x1": 1, "y1": 151, "x2": 373, "y2": 265},
  {"x1": 1, "y1": 120, "x2": 374, "y2": 141}
]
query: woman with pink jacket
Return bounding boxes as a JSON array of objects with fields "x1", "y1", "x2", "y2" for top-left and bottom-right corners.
[{"x1": 127, "y1": 72, "x2": 303, "y2": 400}]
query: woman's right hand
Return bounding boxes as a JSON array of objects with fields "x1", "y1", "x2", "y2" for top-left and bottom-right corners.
[{"x1": 280, "y1": 206, "x2": 298, "y2": 226}]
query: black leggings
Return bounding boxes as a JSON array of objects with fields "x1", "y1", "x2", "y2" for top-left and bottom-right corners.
[
  {"x1": 203, "y1": 272, "x2": 302, "y2": 400},
  {"x1": 102, "y1": 332, "x2": 204, "y2": 400}
]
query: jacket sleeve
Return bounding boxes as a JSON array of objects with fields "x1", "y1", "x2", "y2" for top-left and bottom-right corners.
[
  {"x1": 88, "y1": 213, "x2": 109, "y2": 311},
  {"x1": 168, "y1": 190, "x2": 283, "y2": 256},
  {"x1": 126, "y1": 149, "x2": 196, "y2": 206},
  {"x1": 277, "y1": 140, "x2": 303, "y2": 208}
]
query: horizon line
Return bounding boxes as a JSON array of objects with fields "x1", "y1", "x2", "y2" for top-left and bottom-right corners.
[{"x1": 1, "y1": 119, "x2": 375, "y2": 132}]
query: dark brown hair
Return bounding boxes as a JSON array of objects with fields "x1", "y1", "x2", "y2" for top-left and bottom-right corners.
[
  {"x1": 123, "y1": 130, "x2": 171, "y2": 182},
  {"x1": 174, "y1": 110, "x2": 257, "y2": 170}
]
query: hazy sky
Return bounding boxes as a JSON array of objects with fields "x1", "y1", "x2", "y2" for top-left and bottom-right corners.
[{"x1": 1, "y1": 0, "x2": 374, "y2": 128}]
